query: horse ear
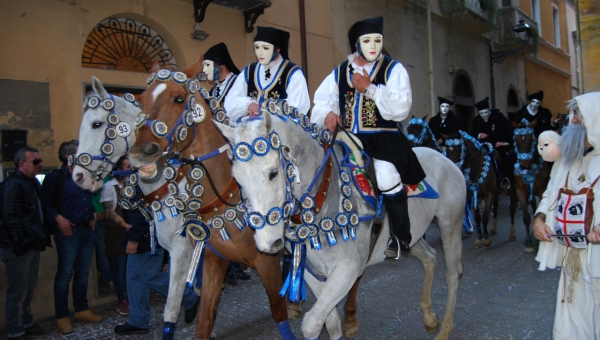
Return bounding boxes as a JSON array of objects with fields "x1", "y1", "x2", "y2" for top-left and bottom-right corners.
[
  {"x1": 423, "y1": 114, "x2": 428, "y2": 120},
  {"x1": 411, "y1": 114, "x2": 415, "y2": 119},
  {"x1": 182, "y1": 56, "x2": 204, "y2": 79},
  {"x1": 91, "y1": 76, "x2": 109, "y2": 99},
  {"x1": 150, "y1": 61, "x2": 162, "y2": 73},
  {"x1": 213, "y1": 120, "x2": 235, "y2": 142}
]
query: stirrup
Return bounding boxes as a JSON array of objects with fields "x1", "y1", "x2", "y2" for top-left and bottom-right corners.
[
  {"x1": 384, "y1": 235, "x2": 400, "y2": 261},
  {"x1": 500, "y1": 177, "x2": 511, "y2": 190}
]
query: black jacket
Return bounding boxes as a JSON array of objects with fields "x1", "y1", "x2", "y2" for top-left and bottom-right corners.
[
  {"x1": 429, "y1": 111, "x2": 461, "y2": 142},
  {"x1": 0, "y1": 170, "x2": 47, "y2": 253},
  {"x1": 470, "y1": 111, "x2": 513, "y2": 147},
  {"x1": 513, "y1": 105, "x2": 556, "y2": 139}
]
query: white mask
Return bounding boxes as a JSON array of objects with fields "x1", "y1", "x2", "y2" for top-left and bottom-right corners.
[
  {"x1": 202, "y1": 60, "x2": 216, "y2": 81},
  {"x1": 479, "y1": 109, "x2": 490, "y2": 120},
  {"x1": 440, "y1": 103, "x2": 450, "y2": 116},
  {"x1": 254, "y1": 41, "x2": 277, "y2": 65},
  {"x1": 529, "y1": 99, "x2": 541, "y2": 111},
  {"x1": 358, "y1": 34, "x2": 383, "y2": 62}
]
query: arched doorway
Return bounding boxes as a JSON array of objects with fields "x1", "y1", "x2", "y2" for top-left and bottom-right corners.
[
  {"x1": 506, "y1": 86, "x2": 520, "y2": 122},
  {"x1": 452, "y1": 70, "x2": 475, "y2": 132},
  {"x1": 82, "y1": 17, "x2": 178, "y2": 72}
]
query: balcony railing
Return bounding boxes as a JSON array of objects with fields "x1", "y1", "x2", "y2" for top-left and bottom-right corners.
[{"x1": 493, "y1": 6, "x2": 539, "y2": 51}]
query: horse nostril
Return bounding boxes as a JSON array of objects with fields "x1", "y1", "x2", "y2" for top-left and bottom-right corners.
[
  {"x1": 272, "y1": 238, "x2": 284, "y2": 251},
  {"x1": 142, "y1": 143, "x2": 160, "y2": 156}
]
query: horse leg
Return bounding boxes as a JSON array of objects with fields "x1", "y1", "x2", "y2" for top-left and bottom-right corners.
[
  {"x1": 473, "y1": 204, "x2": 483, "y2": 249},
  {"x1": 410, "y1": 239, "x2": 440, "y2": 334},
  {"x1": 435, "y1": 215, "x2": 464, "y2": 340},
  {"x1": 481, "y1": 193, "x2": 494, "y2": 247},
  {"x1": 253, "y1": 253, "x2": 292, "y2": 339},
  {"x1": 281, "y1": 251, "x2": 302, "y2": 319},
  {"x1": 516, "y1": 185, "x2": 535, "y2": 254},
  {"x1": 490, "y1": 195, "x2": 499, "y2": 235},
  {"x1": 162, "y1": 243, "x2": 194, "y2": 340},
  {"x1": 301, "y1": 266, "x2": 359, "y2": 340},
  {"x1": 194, "y1": 251, "x2": 228, "y2": 340},
  {"x1": 508, "y1": 187, "x2": 517, "y2": 242},
  {"x1": 343, "y1": 275, "x2": 362, "y2": 338}
]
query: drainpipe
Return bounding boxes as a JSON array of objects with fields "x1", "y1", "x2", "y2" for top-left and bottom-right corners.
[
  {"x1": 427, "y1": 1, "x2": 435, "y2": 118},
  {"x1": 299, "y1": 0, "x2": 308, "y2": 81}
]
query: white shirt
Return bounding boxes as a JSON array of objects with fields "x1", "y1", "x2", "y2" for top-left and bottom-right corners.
[
  {"x1": 213, "y1": 72, "x2": 236, "y2": 102},
  {"x1": 100, "y1": 178, "x2": 123, "y2": 212},
  {"x1": 310, "y1": 53, "x2": 412, "y2": 133},
  {"x1": 224, "y1": 55, "x2": 310, "y2": 122}
]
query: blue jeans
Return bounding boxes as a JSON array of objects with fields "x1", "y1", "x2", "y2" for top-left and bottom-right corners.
[
  {"x1": 111, "y1": 254, "x2": 127, "y2": 302},
  {"x1": 94, "y1": 219, "x2": 113, "y2": 282},
  {"x1": 126, "y1": 248, "x2": 198, "y2": 329},
  {"x1": 53, "y1": 226, "x2": 96, "y2": 319},
  {"x1": 0, "y1": 248, "x2": 40, "y2": 338}
]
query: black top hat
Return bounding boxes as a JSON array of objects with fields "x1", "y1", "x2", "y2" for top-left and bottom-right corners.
[
  {"x1": 254, "y1": 26, "x2": 290, "y2": 60},
  {"x1": 526, "y1": 90, "x2": 544, "y2": 102},
  {"x1": 474, "y1": 97, "x2": 490, "y2": 111},
  {"x1": 204, "y1": 42, "x2": 240, "y2": 75},
  {"x1": 348, "y1": 16, "x2": 384, "y2": 53},
  {"x1": 438, "y1": 96, "x2": 454, "y2": 106}
]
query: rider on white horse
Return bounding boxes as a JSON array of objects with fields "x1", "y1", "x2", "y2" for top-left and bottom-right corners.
[{"x1": 310, "y1": 16, "x2": 425, "y2": 260}]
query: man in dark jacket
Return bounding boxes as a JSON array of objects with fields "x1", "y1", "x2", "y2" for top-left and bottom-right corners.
[
  {"x1": 429, "y1": 96, "x2": 461, "y2": 144},
  {"x1": 513, "y1": 90, "x2": 558, "y2": 138},
  {"x1": 470, "y1": 97, "x2": 513, "y2": 189},
  {"x1": 0, "y1": 147, "x2": 49, "y2": 339}
]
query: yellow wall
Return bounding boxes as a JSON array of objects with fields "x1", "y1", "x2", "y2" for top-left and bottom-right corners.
[
  {"x1": 579, "y1": 0, "x2": 600, "y2": 92},
  {"x1": 525, "y1": 60, "x2": 571, "y2": 114}
]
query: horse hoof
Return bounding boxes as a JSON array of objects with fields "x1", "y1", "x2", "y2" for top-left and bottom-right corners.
[
  {"x1": 524, "y1": 247, "x2": 536, "y2": 254},
  {"x1": 425, "y1": 314, "x2": 440, "y2": 334},
  {"x1": 344, "y1": 319, "x2": 359, "y2": 338},
  {"x1": 482, "y1": 238, "x2": 492, "y2": 247},
  {"x1": 509, "y1": 236, "x2": 517, "y2": 242},
  {"x1": 287, "y1": 302, "x2": 302, "y2": 319},
  {"x1": 490, "y1": 229, "x2": 497, "y2": 235},
  {"x1": 473, "y1": 240, "x2": 482, "y2": 249}
]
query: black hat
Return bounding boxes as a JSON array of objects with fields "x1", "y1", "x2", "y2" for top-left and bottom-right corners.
[
  {"x1": 348, "y1": 16, "x2": 384, "y2": 53},
  {"x1": 254, "y1": 26, "x2": 290, "y2": 60},
  {"x1": 204, "y1": 43, "x2": 240, "y2": 75},
  {"x1": 526, "y1": 90, "x2": 544, "y2": 102},
  {"x1": 474, "y1": 97, "x2": 490, "y2": 111},
  {"x1": 438, "y1": 96, "x2": 454, "y2": 106}
]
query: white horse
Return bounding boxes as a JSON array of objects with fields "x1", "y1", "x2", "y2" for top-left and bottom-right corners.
[
  {"x1": 72, "y1": 77, "x2": 200, "y2": 339},
  {"x1": 216, "y1": 111, "x2": 465, "y2": 340}
]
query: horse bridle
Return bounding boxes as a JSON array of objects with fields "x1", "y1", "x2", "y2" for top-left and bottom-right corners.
[
  {"x1": 513, "y1": 127, "x2": 543, "y2": 185},
  {"x1": 71, "y1": 93, "x2": 139, "y2": 181}
]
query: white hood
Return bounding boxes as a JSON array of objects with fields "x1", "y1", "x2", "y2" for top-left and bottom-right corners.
[{"x1": 575, "y1": 92, "x2": 600, "y2": 149}]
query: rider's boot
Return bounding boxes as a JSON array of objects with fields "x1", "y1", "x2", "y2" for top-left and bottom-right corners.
[{"x1": 383, "y1": 190, "x2": 412, "y2": 260}]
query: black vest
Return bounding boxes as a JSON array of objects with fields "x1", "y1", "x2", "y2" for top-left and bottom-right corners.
[
  {"x1": 336, "y1": 55, "x2": 399, "y2": 133},
  {"x1": 246, "y1": 60, "x2": 301, "y2": 103},
  {"x1": 209, "y1": 74, "x2": 237, "y2": 108}
]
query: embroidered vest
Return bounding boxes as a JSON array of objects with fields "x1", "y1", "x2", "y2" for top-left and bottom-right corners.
[
  {"x1": 246, "y1": 60, "x2": 301, "y2": 104},
  {"x1": 335, "y1": 55, "x2": 399, "y2": 133},
  {"x1": 553, "y1": 173, "x2": 600, "y2": 248},
  {"x1": 209, "y1": 74, "x2": 237, "y2": 108}
]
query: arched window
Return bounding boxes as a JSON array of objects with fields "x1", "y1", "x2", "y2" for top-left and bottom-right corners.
[
  {"x1": 82, "y1": 18, "x2": 177, "y2": 72},
  {"x1": 452, "y1": 70, "x2": 475, "y2": 131}
]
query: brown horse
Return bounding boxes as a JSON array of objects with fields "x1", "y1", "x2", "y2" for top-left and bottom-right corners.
[
  {"x1": 128, "y1": 59, "x2": 292, "y2": 340},
  {"x1": 446, "y1": 131, "x2": 517, "y2": 247},
  {"x1": 512, "y1": 125, "x2": 552, "y2": 253},
  {"x1": 405, "y1": 115, "x2": 446, "y2": 154}
]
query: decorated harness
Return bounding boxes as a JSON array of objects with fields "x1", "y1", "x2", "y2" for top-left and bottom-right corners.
[
  {"x1": 513, "y1": 127, "x2": 544, "y2": 201},
  {"x1": 406, "y1": 117, "x2": 446, "y2": 156}
]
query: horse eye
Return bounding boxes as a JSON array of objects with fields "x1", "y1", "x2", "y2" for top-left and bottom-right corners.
[
  {"x1": 173, "y1": 96, "x2": 184, "y2": 104},
  {"x1": 92, "y1": 121, "x2": 103, "y2": 129},
  {"x1": 268, "y1": 169, "x2": 278, "y2": 181}
]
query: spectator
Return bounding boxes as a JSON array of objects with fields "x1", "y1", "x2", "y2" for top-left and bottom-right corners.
[
  {"x1": 114, "y1": 185, "x2": 199, "y2": 335},
  {"x1": 100, "y1": 156, "x2": 130, "y2": 315},
  {"x1": 41, "y1": 140, "x2": 102, "y2": 335},
  {"x1": 92, "y1": 177, "x2": 115, "y2": 295},
  {"x1": 0, "y1": 147, "x2": 49, "y2": 339}
]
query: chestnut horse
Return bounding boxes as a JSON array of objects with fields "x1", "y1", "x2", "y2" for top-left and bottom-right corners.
[
  {"x1": 512, "y1": 125, "x2": 552, "y2": 253},
  {"x1": 128, "y1": 60, "x2": 292, "y2": 340},
  {"x1": 446, "y1": 131, "x2": 517, "y2": 247},
  {"x1": 405, "y1": 116, "x2": 446, "y2": 154}
]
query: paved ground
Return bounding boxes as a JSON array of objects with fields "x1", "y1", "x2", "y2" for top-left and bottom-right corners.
[{"x1": 14, "y1": 196, "x2": 560, "y2": 339}]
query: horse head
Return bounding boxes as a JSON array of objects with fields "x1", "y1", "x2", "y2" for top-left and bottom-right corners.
[
  {"x1": 513, "y1": 125, "x2": 536, "y2": 170},
  {"x1": 444, "y1": 133, "x2": 465, "y2": 168},
  {"x1": 215, "y1": 112, "x2": 291, "y2": 254},
  {"x1": 406, "y1": 117, "x2": 428, "y2": 147},
  {"x1": 129, "y1": 58, "x2": 213, "y2": 180},
  {"x1": 72, "y1": 76, "x2": 141, "y2": 191}
]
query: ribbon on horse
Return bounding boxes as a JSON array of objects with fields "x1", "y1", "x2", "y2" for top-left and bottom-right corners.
[{"x1": 279, "y1": 242, "x2": 307, "y2": 303}]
